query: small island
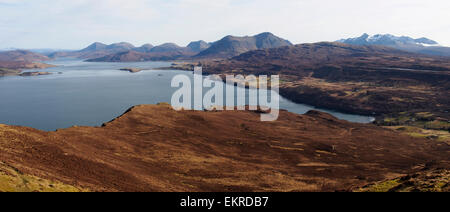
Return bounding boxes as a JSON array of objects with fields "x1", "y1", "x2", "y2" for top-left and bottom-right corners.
[
  {"x1": 0, "y1": 69, "x2": 54, "y2": 77},
  {"x1": 0, "y1": 62, "x2": 57, "y2": 77},
  {"x1": 19, "y1": 71, "x2": 53, "y2": 77},
  {"x1": 120, "y1": 68, "x2": 143, "y2": 73},
  {"x1": 0, "y1": 68, "x2": 21, "y2": 77},
  {"x1": 152, "y1": 62, "x2": 196, "y2": 71}
]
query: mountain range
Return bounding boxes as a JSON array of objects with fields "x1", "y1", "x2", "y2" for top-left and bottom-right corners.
[
  {"x1": 337, "y1": 33, "x2": 450, "y2": 57},
  {"x1": 194, "y1": 32, "x2": 292, "y2": 59},
  {"x1": 49, "y1": 32, "x2": 293, "y2": 62},
  {"x1": 8, "y1": 32, "x2": 449, "y2": 63},
  {"x1": 0, "y1": 50, "x2": 50, "y2": 62},
  {"x1": 4, "y1": 32, "x2": 450, "y2": 64}
]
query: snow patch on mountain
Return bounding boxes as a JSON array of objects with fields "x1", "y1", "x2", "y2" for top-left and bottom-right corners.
[{"x1": 338, "y1": 34, "x2": 440, "y2": 47}]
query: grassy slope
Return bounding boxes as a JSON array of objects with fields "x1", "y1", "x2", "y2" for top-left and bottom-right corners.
[
  {"x1": 357, "y1": 169, "x2": 449, "y2": 192},
  {"x1": 0, "y1": 162, "x2": 86, "y2": 192}
]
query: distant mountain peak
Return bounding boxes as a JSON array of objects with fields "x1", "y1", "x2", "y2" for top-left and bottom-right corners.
[
  {"x1": 91, "y1": 42, "x2": 106, "y2": 46},
  {"x1": 141, "y1": 43, "x2": 154, "y2": 48},
  {"x1": 79, "y1": 42, "x2": 135, "y2": 53},
  {"x1": 336, "y1": 33, "x2": 450, "y2": 57},
  {"x1": 255, "y1": 32, "x2": 275, "y2": 37},
  {"x1": 81, "y1": 42, "x2": 108, "y2": 52},
  {"x1": 414, "y1": 37, "x2": 438, "y2": 45},
  {"x1": 338, "y1": 33, "x2": 439, "y2": 47},
  {"x1": 107, "y1": 42, "x2": 135, "y2": 50},
  {"x1": 158, "y1": 43, "x2": 180, "y2": 47},
  {"x1": 187, "y1": 40, "x2": 210, "y2": 52},
  {"x1": 195, "y1": 32, "x2": 292, "y2": 58},
  {"x1": 134, "y1": 44, "x2": 154, "y2": 53},
  {"x1": 150, "y1": 43, "x2": 187, "y2": 53}
]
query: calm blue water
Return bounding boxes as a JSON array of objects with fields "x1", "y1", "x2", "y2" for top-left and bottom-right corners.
[{"x1": 0, "y1": 58, "x2": 374, "y2": 131}]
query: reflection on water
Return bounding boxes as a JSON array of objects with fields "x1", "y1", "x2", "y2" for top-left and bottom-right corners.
[{"x1": 0, "y1": 58, "x2": 374, "y2": 131}]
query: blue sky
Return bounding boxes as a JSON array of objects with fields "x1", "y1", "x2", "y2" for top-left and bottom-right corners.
[{"x1": 1, "y1": 0, "x2": 449, "y2": 49}]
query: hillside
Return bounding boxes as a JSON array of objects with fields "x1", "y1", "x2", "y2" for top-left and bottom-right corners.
[
  {"x1": 199, "y1": 42, "x2": 450, "y2": 126},
  {"x1": 134, "y1": 44, "x2": 154, "y2": 53},
  {"x1": 86, "y1": 42, "x2": 205, "y2": 62},
  {"x1": 0, "y1": 51, "x2": 55, "y2": 76},
  {"x1": 357, "y1": 169, "x2": 449, "y2": 192},
  {"x1": 149, "y1": 43, "x2": 190, "y2": 53},
  {"x1": 195, "y1": 32, "x2": 293, "y2": 59},
  {"x1": 48, "y1": 32, "x2": 292, "y2": 61},
  {"x1": 56, "y1": 42, "x2": 200, "y2": 62},
  {"x1": 0, "y1": 50, "x2": 50, "y2": 62},
  {"x1": 86, "y1": 50, "x2": 196, "y2": 62},
  {"x1": 187, "y1": 40, "x2": 211, "y2": 52},
  {"x1": 0, "y1": 104, "x2": 448, "y2": 192},
  {"x1": 49, "y1": 42, "x2": 137, "y2": 59}
]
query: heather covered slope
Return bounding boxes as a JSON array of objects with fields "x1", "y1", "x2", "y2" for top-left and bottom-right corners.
[
  {"x1": 0, "y1": 162, "x2": 85, "y2": 192},
  {"x1": 0, "y1": 104, "x2": 448, "y2": 192},
  {"x1": 357, "y1": 169, "x2": 449, "y2": 192}
]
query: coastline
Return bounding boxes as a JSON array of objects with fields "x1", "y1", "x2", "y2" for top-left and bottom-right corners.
[
  {"x1": 0, "y1": 62, "x2": 57, "y2": 77},
  {"x1": 159, "y1": 62, "x2": 377, "y2": 119}
]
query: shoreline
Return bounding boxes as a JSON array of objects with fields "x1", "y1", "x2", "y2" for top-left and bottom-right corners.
[
  {"x1": 0, "y1": 62, "x2": 57, "y2": 77},
  {"x1": 158, "y1": 62, "x2": 449, "y2": 123},
  {"x1": 158, "y1": 63, "x2": 378, "y2": 120}
]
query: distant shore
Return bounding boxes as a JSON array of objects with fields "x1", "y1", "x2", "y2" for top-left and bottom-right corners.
[{"x1": 0, "y1": 62, "x2": 56, "y2": 77}]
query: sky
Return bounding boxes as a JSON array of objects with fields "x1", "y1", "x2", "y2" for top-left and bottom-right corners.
[{"x1": 1, "y1": 0, "x2": 450, "y2": 49}]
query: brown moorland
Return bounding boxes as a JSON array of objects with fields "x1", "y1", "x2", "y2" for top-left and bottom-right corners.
[
  {"x1": 0, "y1": 104, "x2": 448, "y2": 192},
  {"x1": 357, "y1": 169, "x2": 449, "y2": 192},
  {"x1": 192, "y1": 42, "x2": 450, "y2": 137}
]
